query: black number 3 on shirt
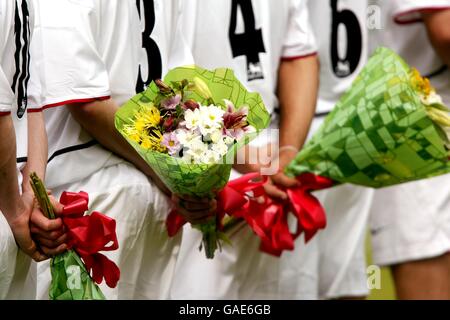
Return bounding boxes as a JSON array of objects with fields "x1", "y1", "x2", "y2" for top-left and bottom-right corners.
[{"x1": 136, "y1": 0, "x2": 162, "y2": 93}]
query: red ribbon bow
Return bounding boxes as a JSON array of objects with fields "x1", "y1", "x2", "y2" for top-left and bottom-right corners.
[
  {"x1": 166, "y1": 173, "x2": 267, "y2": 237},
  {"x1": 248, "y1": 173, "x2": 334, "y2": 256},
  {"x1": 60, "y1": 191, "x2": 120, "y2": 288},
  {"x1": 166, "y1": 172, "x2": 333, "y2": 258}
]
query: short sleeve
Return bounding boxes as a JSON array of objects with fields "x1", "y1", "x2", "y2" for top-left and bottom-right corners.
[
  {"x1": 393, "y1": 0, "x2": 450, "y2": 24},
  {"x1": 0, "y1": 2, "x2": 14, "y2": 115},
  {"x1": 281, "y1": 0, "x2": 317, "y2": 60},
  {"x1": 36, "y1": 0, "x2": 111, "y2": 109}
]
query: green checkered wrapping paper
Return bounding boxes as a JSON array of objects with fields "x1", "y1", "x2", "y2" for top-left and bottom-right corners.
[
  {"x1": 49, "y1": 250, "x2": 105, "y2": 300},
  {"x1": 286, "y1": 47, "x2": 450, "y2": 188},
  {"x1": 115, "y1": 65, "x2": 270, "y2": 197}
]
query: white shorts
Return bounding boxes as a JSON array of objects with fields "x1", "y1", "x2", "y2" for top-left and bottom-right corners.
[
  {"x1": 37, "y1": 162, "x2": 180, "y2": 300},
  {"x1": 369, "y1": 174, "x2": 450, "y2": 267},
  {"x1": 314, "y1": 184, "x2": 373, "y2": 299},
  {"x1": 279, "y1": 185, "x2": 372, "y2": 300},
  {"x1": 169, "y1": 168, "x2": 318, "y2": 300},
  {"x1": 170, "y1": 212, "x2": 320, "y2": 300},
  {"x1": 170, "y1": 173, "x2": 372, "y2": 299},
  {"x1": 0, "y1": 212, "x2": 35, "y2": 300}
]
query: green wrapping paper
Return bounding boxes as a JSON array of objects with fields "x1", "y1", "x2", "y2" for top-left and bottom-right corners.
[
  {"x1": 286, "y1": 47, "x2": 450, "y2": 188},
  {"x1": 115, "y1": 66, "x2": 270, "y2": 258},
  {"x1": 50, "y1": 251, "x2": 105, "y2": 300}
]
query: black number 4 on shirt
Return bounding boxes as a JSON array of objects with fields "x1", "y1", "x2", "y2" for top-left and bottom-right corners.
[{"x1": 229, "y1": 0, "x2": 266, "y2": 81}]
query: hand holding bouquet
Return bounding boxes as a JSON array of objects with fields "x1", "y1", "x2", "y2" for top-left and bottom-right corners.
[
  {"x1": 30, "y1": 173, "x2": 120, "y2": 300},
  {"x1": 269, "y1": 48, "x2": 450, "y2": 254},
  {"x1": 116, "y1": 66, "x2": 270, "y2": 259}
]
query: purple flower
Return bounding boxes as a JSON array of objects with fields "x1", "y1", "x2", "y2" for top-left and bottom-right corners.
[
  {"x1": 161, "y1": 94, "x2": 182, "y2": 110},
  {"x1": 162, "y1": 132, "x2": 181, "y2": 156}
]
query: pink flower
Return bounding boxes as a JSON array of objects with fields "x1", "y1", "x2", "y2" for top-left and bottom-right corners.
[
  {"x1": 223, "y1": 105, "x2": 249, "y2": 130},
  {"x1": 224, "y1": 128, "x2": 245, "y2": 140},
  {"x1": 161, "y1": 132, "x2": 181, "y2": 156},
  {"x1": 161, "y1": 94, "x2": 182, "y2": 110}
]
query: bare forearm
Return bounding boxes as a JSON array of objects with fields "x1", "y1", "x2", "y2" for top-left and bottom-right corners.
[
  {"x1": 278, "y1": 56, "x2": 319, "y2": 151},
  {"x1": 0, "y1": 116, "x2": 21, "y2": 221},
  {"x1": 22, "y1": 112, "x2": 48, "y2": 193},
  {"x1": 423, "y1": 10, "x2": 450, "y2": 67},
  {"x1": 233, "y1": 57, "x2": 319, "y2": 174},
  {"x1": 68, "y1": 100, "x2": 170, "y2": 195}
]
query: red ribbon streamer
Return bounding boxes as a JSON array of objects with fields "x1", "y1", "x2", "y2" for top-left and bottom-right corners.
[
  {"x1": 60, "y1": 191, "x2": 120, "y2": 288},
  {"x1": 245, "y1": 173, "x2": 334, "y2": 256},
  {"x1": 166, "y1": 172, "x2": 333, "y2": 257},
  {"x1": 166, "y1": 173, "x2": 266, "y2": 237}
]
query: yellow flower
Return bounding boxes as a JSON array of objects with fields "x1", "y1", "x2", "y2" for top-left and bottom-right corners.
[
  {"x1": 123, "y1": 125, "x2": 142, "y2": 143},
  {"x1": 193, "y1": 77, "x2": 213, "y2": 100},
  {"x1": 140, "y1": 128, "x2": 166, "y2": 153},
  {"x1": 410, "y1": 68, "x2": 450, "y2": 130},
  {"x1": 410, "y1": 68, "x2": 433, "y2": 97},
  {"x1": 134, "y1": 118, "x2": 147, "y2": 132},
  {"x1": 135, "y1": 104, "x2": 161, "y2": 128},
  {"x1": 140, "y1": 137, "x2": 154, "y2": 150}
]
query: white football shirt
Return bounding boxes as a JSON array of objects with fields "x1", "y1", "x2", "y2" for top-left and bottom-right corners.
[
  {"x1": 0, "y1": 1, "x2": 15, "y2": 115},
  {"x1": 307, "y1": 0, "x2": 370, "y2": 136},
  {"x1": 369, "y1": 0, "x2": 450, "y2": 104},
  {"x1": 183, "y1": 0, "x2": 317, "y2": 117},
  {"x1": 1, "y1": 0, "x2": 37, "y2": 179},
  {"x1": 32, "y1": 0, "x2": 193, "y2": 188}
]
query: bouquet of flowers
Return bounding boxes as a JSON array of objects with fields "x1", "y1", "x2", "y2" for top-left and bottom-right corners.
[
  {"x1": 115, "y1": 66, "x2": 270, "y2": 258},
  {"x1": 287, "y1": 47, "x2": 450, "y2": 186},
  {"x1": 278, "y1": 47, "x2": 450, "y2": 250},
  {"x1": 30, "y1": 173, "x2": 120, "y2": 300}
]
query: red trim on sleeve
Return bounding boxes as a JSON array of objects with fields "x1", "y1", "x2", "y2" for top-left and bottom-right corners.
[
  {"x1": 394, "y1": 6, "x2": 450, "y2": 24},
  {"x1": 281, "y1": 52, "x2": 318, "y2": 62},
  {"x1": 0, "y1": 111, "x2": 11, "y2": 116},
  {"x1": 28, "y1": 95, "x2": 111, "y2": 113}
]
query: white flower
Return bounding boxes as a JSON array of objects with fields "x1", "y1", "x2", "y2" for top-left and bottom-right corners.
[
  {"x1": 421, "y1": 90, "x2": 443, "y2": 105},
  {"x1": 202, "y1": 149, "x2": 223, "y2": 164},
  {"x1": 209, "y1": 129, "x2": 223, "y2": 144},
  {"x1": 223, "y1": 136, "x2": 235, "y2": 146},
  {"x1": 184, "y1": 108, "x2": 202, "y2": 130},
  {"x1": 198, "y1": 105, "x2": 225, "y2": 136},
  {"x1": 176, "y1": 129, "x2": 201, "y2": 146},
  {"x1": 184, "y1": 138, "x2": 208, "y2": 163},
  {"x1": 212, "y1": 139, "x2": 229, "y2": 157}
]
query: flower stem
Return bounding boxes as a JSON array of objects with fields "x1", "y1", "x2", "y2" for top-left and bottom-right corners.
[{"x1": 29, "y1": 172, "x2": 55, "y2": 220}]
